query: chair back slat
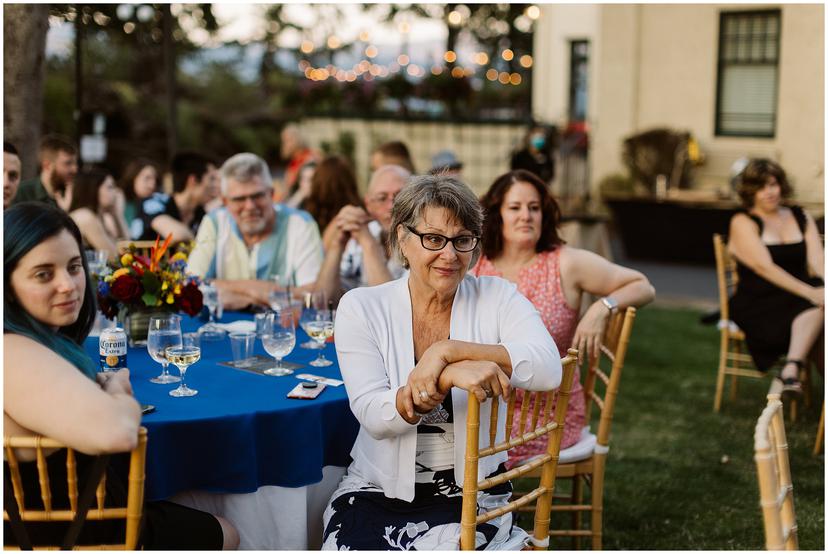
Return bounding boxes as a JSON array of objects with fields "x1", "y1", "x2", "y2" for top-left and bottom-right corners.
[
  {"x1": 5, "y1": 445, "x2": 26, "y2": 515},
  {"x1": 530, "y1": 392, "x2": 543, "y2": 430},
  {"x1": 35, "y1": 442, "x2": 52, "y2": 513},
  {"x1": 754, "y1": 395, "x2": 798, "y2": 550},
  {"x1": 713, "y1": 234, "x2": 738, "y2": 321},
  {"x1": 66, "y1": 449, "x2": 78, "y2": 514},
  {"x1": 95, "y1": 475, "x2": 107, "y2": 513},
  {"x1": 505, "y1": 390, "x2": 516, "y2": 440},
  {"x1": 460, "y1": 351, "x2": 578, "y2": 550},
  {"x1": 542, "y1": 391, "x2": 554, "y2": 425},
  {"x1": 488, "y1": 397, "x2": 499, "y2": 449},
  {"x1": 518, "y1": 392, "x2": 531, "y2": 435},
  {"x1": 3, "y1": 428, "x2": 148, "y2": 550}
]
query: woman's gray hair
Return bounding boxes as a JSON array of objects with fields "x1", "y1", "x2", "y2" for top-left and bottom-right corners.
[
  {"x1": 388, "y1": 174, "x2": 484, "y2": 269},
  {"x1": 220, "y1": 153, "x2": 273, "y2": 196}
]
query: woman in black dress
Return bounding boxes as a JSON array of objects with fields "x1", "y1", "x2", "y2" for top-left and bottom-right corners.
[{"x1": 728, "y1": 159, "x2": 824, "y2": 397}]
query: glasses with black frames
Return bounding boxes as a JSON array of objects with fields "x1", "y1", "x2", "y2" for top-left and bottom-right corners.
[{"x1": 406, "y1": 226, "x2": 479, "y2": 252}]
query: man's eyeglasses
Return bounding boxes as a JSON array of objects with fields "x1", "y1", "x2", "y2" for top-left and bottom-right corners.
[
  {"x1": 406, "y1": 226, "x2": 479, "y2": 252},
  {"x1": 227, "y1": 189, "x2": 270, "y2": 206},
  {"x1": 366, "y1": 193, "x2": 397, "y2": 205}
]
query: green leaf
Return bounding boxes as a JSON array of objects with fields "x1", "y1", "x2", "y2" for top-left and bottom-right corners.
[{"x1": 142, "y1": 271, "x2": 161, "y2": 294}]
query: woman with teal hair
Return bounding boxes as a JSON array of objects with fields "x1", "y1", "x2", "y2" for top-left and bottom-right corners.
[{"x1": 3, "y1": 202, "x2": 238, "y2": 549}]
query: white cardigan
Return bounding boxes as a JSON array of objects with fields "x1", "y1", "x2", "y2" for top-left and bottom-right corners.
[{"x1": 334, "y1": 274, "x2": 562, "y2": 502}]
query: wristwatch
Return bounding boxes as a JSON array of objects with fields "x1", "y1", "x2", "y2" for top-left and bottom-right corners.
[{"x1": 600, "y1": 296, "x2": 619, "y2": 314}]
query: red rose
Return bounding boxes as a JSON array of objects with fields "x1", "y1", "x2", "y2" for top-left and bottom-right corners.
[
  {"x1": 178, "y1": 282, "x2": 203, "y2": 316},
  {"x1": 97, "y1": 295, "x2": 120, "y2": 320},
  {"x1": 110, "y1": 274, "x2": 142, "y2": 304}
]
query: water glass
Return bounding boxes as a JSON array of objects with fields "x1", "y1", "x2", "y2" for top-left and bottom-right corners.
[
  {"x1": 255, "y1": 312, "x2": 269, "y2": 338},
  {"x1": 147, "y1": 314, "x2": 182, "y2": 384},
  {"x1": 261, "y1": 311, "x2": 296, "y2": 376},
  {"x1": 183, "y1": 332, "x2": 201, "y2": 348},
  {"x1": 230, "y1": 332, "x2": 255, "y2": 366},
  {"x1": 85, "y1": 249, "x2": 108, "y2": 278}
]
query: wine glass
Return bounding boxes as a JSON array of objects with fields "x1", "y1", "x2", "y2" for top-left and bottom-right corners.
[
  {"x1": 166, "y1": 346, "x2": 201, "y2": 397},
  {"x1": 85, "y1": 249, "x2": 108, "y2": 278},
  {"x1": 147, "y1": 314, "x2": 182, "y2": 384},
  {"x1": 199, "y1": 281, "x2": 226, "y2": 340},
  {"x1": 261, "y1": 311, "x2": 296, "y2": 376},
  {"x1": 268, "y1": 289, "x2": 289, "y2": 312},
  {"x1": 305, "y1": 312, "x2": 334, "y2": 367},
  {"x1": 299, "y1": 291, "x2": 325, "y2": 350}
]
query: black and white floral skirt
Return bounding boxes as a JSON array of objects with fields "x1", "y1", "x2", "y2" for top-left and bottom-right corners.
[{"x1": 321, "y1": 464, "x2": 528, "y2": 550}]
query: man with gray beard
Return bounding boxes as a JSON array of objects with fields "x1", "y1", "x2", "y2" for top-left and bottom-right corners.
[{"x1": 187, "y1": 153, "x2": 323, "y2": 310}]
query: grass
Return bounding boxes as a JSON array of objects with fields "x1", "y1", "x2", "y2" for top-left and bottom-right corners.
[{"x1": 515, "y1": 306, "x2": 824, "y2": 550}]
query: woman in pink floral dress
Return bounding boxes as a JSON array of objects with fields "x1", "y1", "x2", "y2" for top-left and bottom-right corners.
[{"x1": 472, "y1": 170, "x2": 655, "y2": 465}]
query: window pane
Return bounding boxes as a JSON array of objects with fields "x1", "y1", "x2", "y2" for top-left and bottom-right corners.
[
  {"x1": 765, "y1": 39, "x2": 777, "y2": 60},
  {"x1": 719, "y1": 65, "x2": 777, "y2": 134}
]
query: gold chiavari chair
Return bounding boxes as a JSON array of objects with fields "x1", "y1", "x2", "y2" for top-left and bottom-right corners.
[
  {"x1": 754, "y1": 394, "x2": 797, "y2": 550},
  {"x1": 513, "y1": 307, "x2": 637, "y2": 550},
  {"x1": 459, "y1": 350, "x2": 578, "y2": 551},
  {"x1": 4, "y1": 428, "x2": 147, "y2": 550}
]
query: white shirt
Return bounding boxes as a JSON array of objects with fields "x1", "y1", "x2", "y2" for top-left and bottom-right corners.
[
  {"x1": 339, "y1": 220, "x2": 405, "y2": 291},
  {"x1": 186, "y1": 203, "x2": 323, "y2": 286},
  {"x1": 334, "y1": 273, "x2": 561, "y2": 501}
]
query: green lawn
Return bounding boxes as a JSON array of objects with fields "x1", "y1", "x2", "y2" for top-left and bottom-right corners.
[{"x1": 517, "y1": 306, "x2": 824, "y2": 550}]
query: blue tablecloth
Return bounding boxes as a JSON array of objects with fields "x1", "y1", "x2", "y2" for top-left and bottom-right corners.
[{"x1": 84, "y1": 312, "x2": 359, "y2": 502}]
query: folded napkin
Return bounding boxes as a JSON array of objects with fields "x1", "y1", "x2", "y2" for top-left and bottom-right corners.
[{"x1": 215, "y1": 320, "x2": 256, "y2": 334}]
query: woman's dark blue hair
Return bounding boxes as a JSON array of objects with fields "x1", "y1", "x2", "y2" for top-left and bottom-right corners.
[{"x1": 4, "y1": 202, "x2": 98, "y2": 379}]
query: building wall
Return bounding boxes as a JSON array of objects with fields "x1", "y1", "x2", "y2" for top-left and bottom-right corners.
[
  {"x1": 535, "y1": 3, "x2": 824, "y2": 205},
  {"x1": 299, "y1": 118, "x2": 525, "y2": 195}
]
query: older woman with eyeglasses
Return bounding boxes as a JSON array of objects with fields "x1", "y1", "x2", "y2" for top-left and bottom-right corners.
[{"x1": 321, "y1": 175, "x2": 561, "y2": 550}]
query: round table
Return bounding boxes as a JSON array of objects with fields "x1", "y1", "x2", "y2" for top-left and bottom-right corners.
[{"x1": 84, "y1": 312, "x2": 359, "y2": 549}]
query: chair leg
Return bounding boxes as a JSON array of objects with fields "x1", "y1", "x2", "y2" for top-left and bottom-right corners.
[
  {"x1": 714, "y1": 334, "x2": 728, "y2": 411},
  {"x1": 801, "y1": 365, "x2": 812, "y2": 409},
  {"x1": 729, "y1": 373, "x2": 739, "y2": 402},
  {"x1": 572, "y1": 476, "x2": 583, "y2": 550},
  {"x1": 590, "y1": 455, "x2": 606, "y2": 550}
]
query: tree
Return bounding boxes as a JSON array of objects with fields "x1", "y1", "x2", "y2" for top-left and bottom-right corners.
[{"x1": 4, "y1": 4, "x2": 50, "y2": 178}]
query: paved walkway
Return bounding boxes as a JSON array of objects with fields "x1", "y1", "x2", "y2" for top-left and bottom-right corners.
[{"x1": 608, "y1": 233, "x2": 719, "y2": 311}]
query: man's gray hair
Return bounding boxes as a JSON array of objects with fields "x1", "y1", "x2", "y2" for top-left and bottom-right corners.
[
  {"x1": 388, "y1": 174, "x2": 483, "y2": 270},
  {"x1": 368, "y1": 164, "x2": 411, "y2": 193},
  {"x1": 220, "y1": 153, "x2": 273, "y2": 196}
]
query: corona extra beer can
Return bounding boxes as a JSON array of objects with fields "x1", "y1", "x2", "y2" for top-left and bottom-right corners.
[{"x1": 99, "y1": 327, "x2": 128, "y2": 372}]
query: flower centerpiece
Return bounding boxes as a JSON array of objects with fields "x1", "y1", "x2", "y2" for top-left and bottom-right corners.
[{"x1": 97, "y1": 235, "x2": 203, "y2": 345}]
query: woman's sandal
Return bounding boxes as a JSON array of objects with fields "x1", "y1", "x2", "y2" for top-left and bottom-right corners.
[{"x1": 780, "y1": 359, "x2": 805, "y2": 400}]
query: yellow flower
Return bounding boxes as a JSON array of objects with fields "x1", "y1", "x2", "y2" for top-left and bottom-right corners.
[
  {"x1": 112, "y1": 268, "x2": 131, "y2": 279},
  {"x1": 166, "y1": 293, "x2": 175, "y2": 304},
  {"x1": 120, "y1": 253, "x2": 133, "y2": 266}
]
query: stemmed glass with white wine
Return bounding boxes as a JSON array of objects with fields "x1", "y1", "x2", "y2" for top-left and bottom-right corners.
[
  {"x1": 165, "y1": 345, "x2": 201, "y2": 397},
  {"x1": 147, "y1": 314, "x2": 182, "y2": 384},
  {"x1": 261, "y1": 311, "x2": 296, "y2": 376},
  {"x1": 305, "y1": 311, "x2": 334, "y2": 368},
  {"x1": 299, "y1": 291, "x2": 325, "y2": 350}
]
